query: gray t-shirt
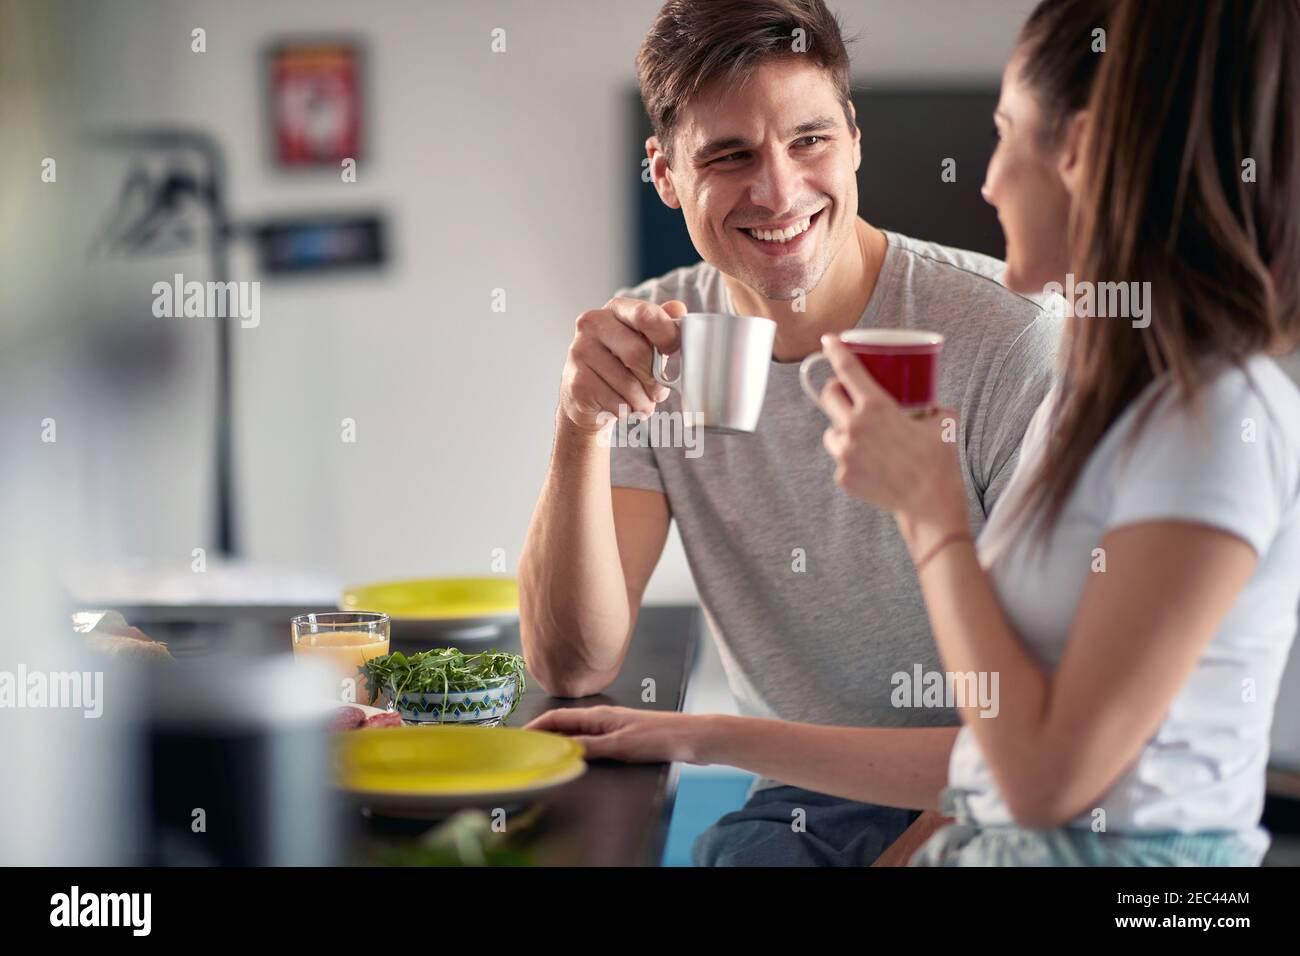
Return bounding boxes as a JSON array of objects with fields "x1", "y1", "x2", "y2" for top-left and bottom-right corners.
[{"x1": 610, "y1": 230, "x2": 1062, "y2": 791}]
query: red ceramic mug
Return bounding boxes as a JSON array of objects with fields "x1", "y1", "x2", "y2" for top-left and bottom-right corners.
[{"x1": 799, "y1": 329, "x2": 944, "y2": 413}]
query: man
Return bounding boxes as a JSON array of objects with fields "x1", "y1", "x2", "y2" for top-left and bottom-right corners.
[{"x1": 518, "y1": 0, "x2": 1060, "y2": 866}]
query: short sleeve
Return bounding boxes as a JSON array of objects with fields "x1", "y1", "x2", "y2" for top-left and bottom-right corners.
[
  {"x1": 1107, "y1": 369, "x2": 1294, "y2": 557},
  {"x1": 976, "y1": 310, "x2": 1063, "y2": 515},
  {"x1": 610, "y1": 439, "x2": 665, "y2": 493}
]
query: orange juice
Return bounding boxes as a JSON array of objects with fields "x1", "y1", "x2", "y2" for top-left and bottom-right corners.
[{"x1": 292, "y1": 629, "x2": 389, "y2": 705}]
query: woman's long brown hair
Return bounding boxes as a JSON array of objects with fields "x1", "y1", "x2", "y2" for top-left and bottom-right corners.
[{"x1": 1017, "y1": 0, "x2": 1300, "y2": 540}]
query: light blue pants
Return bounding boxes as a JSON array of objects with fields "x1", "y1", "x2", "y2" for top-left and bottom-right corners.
[{"x1": 909, "y1": 788, "x2": 1270, "y2": 866}]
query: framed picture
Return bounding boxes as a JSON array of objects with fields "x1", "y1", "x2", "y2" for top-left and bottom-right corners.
[{"x1": 269, "y1": 41, "x2": 363, "y2": 168}]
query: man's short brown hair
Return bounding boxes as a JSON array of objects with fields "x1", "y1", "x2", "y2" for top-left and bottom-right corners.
[{"x1": 636, "y1": 0, "x2": 856, "y2": 165}]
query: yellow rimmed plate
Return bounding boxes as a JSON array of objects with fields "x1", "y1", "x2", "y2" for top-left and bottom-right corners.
[
  {"x1": 336, "y1": 725, "x2": 586, "y2": 818},
  {"x1": 340, "y1": 576, "x2": 519, "y2": 644}
]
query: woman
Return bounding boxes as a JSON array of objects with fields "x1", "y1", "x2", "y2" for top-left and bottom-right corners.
[{"x1": 528, "y1": 0, "x2": 1300, "y2": 866}]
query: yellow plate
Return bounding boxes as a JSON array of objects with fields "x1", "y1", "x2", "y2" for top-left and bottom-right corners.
[
  {"x1": 336, "y1": 726, "x2": 586, "y2": 817},
  {"x1": 340, "y1": 576, "x2": 518, "y2": 622}
]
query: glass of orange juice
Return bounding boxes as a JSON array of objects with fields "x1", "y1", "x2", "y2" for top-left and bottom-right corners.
[{"x1": 291, "y1": 611, "x2": 390, "y2": 706}]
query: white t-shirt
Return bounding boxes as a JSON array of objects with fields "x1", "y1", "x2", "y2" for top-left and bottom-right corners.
[{"x1": 949, "y1": 356, "x2": 1300, "y2": 836}]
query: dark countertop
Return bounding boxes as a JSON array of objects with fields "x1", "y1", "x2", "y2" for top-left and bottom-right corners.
[{"x1": 123, "y1": 602, "x2": 701, "y2": 866}]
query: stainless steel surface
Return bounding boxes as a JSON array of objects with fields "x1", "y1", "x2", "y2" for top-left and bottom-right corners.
[{"x1": 654, "y1": 312, "x2": 776, "y2": 433}]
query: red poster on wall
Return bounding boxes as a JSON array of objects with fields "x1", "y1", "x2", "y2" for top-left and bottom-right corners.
[{"x1": 270, "y1": 42, "x2": 362, "y2": 167}]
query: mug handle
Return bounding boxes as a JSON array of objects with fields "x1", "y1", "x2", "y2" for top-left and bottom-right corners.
[
  {"x1": 801, "y1": 352, "x2": 937, "y2": 418},
  {"x1": 798, "y1": 351, "x2": 829, "y2": 402},
  {"x1": 653, "y1": 346, "x2": 681, "y2": 390}
]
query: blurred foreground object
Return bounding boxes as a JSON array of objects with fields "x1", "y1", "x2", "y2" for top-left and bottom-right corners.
[
  {"x1": 72, "y1": 609, "x2": 175, "y2": 662},
  {"x1": 142, "y1": 653, "x2": 343, "y2": 866}
]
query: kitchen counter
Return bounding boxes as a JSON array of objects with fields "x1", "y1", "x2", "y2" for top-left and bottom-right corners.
[{"x1": 123, "y1": 602, "x2": 701, "y2": 866}]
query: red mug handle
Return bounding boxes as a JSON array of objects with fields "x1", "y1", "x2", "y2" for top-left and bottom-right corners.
[{"x1": 798, "y1": 351, "x2": 829, "y2": 402}]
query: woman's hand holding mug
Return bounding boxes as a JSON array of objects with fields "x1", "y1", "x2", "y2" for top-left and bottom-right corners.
[{"x1": 811, "y1": 333, "x2": 970, "y2": 557}]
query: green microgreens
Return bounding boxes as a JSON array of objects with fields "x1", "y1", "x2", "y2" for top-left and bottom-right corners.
[{"x1": 361, "y1": 647, "x2": 527, "y2": 721}]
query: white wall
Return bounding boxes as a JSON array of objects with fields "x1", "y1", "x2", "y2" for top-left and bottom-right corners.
[{"x1": 58, "y1": 0, "x2": 1035, "y2": 602}]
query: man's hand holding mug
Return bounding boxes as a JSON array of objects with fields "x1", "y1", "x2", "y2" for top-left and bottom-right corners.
[{"x1": 558, "y1": 297, "x2": 688, "y2": 433}]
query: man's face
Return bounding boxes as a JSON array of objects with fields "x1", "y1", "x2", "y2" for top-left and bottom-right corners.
[{"x1": 651, "y1": 59, "x2": 861, "y2": 300}]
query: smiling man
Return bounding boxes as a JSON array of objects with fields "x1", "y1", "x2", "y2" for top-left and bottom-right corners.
[{"x1": 518, "y1": 0, "x2": 1061, "y2": 866}]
